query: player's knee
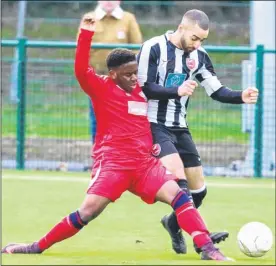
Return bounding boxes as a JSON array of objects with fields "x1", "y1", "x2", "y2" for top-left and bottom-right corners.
[
  {"x1": 191, "y1": 186, "x2": 207, "y2": 209},
  {"x1": 78, "y1": 202, "x2": 104, "y2": 223},
  {"x1": 78, "y1": 207, "x2": 100, "y2": 223}
]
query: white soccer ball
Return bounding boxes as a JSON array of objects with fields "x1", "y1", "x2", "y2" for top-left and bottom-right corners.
[{"x1": 237, "y1": 222, "x2": 273, "y2": 257}]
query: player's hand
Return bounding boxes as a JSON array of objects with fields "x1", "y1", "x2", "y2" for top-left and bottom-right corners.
[
  {"x1": 178, "y1": 80, "x2": 198, "y2": 96},
  {"x1": 80, "y1": 14, "x2": 96, "y2": 32},
  {"x1": 242, "y1": 87, "x2": 259, "y2": 104}
]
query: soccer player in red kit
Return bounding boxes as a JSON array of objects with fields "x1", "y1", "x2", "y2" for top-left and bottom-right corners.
[{"x1": 1, "y1": 15, "x2": 232, "y2": 261}]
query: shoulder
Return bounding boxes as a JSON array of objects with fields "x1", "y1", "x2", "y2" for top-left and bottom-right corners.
[
  {"x1": 142, "y1": 34, "x2": 164, "y2": 49},
  {"x1": 193, "y1": 46, "x2": 212, "y2": 63},
  {"x1": 122, "y1": 11, "x2": 138, "y2": 21},
  {"x1": 197, "y1": 46, "x2": 208, "y2": 55}
]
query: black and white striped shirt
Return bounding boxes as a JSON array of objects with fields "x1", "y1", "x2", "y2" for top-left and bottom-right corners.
[{"x1": 137, "y1": 30, "x2": 223, "y2": 128}]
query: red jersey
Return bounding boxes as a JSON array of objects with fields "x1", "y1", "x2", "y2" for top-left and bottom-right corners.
[{"x1": 75, "y1": 29, "x2": 153, "y2": 167}]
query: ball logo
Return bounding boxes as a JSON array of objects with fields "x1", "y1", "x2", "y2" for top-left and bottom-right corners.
[
  {"x1": 151, "y1": 144, "x2": 161, "y2": 157},
  {"x1": 186, "y1": 58, "x2": 196, "y2": 70}
]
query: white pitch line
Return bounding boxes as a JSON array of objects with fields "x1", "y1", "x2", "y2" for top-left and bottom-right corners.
[
  {"x1": 2, "y1": 174, "x2": 89, "y2": 183},
  {"x1": 1, "y1": 174, "x2": 275, "y2": 189}
]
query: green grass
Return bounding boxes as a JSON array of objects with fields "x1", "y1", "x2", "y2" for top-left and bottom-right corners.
[{"x1": 2, "y1": 169, "x2": 275, "y2": 265}]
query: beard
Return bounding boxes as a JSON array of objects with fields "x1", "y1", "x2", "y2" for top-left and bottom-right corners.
[{"x1": 180, "y1": 37, "x2": 194, "y2": 53}]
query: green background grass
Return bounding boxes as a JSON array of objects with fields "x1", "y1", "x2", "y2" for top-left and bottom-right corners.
[{"x1": 2, "y1": 170, "x2": 275, "y2": 265}]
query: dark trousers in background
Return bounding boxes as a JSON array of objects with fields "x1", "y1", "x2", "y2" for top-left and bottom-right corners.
[{"x1": 89, "y1": 99, "x2": 97, "y2": 143}]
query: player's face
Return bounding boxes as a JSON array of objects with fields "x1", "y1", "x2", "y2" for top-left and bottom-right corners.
[
  {"x1": 98, "y1": 1, "x2": 121, "y2": 13},
  {"x1": 179, "y1": 23, "x2": 209, "y2": 53},
  {"x1": 113, "y1": 61, "x2": 138, "y2": 93}
]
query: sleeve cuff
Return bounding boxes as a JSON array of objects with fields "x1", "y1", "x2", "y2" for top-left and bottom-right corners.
[{"x1": 80, "y1": 28, "x2": 95, "y2": 38}]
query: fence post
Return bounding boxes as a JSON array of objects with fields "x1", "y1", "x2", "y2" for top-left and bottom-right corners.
[
  {"x1": 16, "y1": 37, "x2": 27, "y2": 170},
  {"x1": 253, "y1": 45, "x2": 264, "y2": 177}
]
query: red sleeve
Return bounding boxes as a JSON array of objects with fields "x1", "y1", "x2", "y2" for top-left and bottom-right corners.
[{"x1": 75, "y1": 28, "x2": 107, "y2": 97}]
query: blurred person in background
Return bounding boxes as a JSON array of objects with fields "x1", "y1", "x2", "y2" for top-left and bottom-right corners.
[
  {"x1": 77, "y1": 0, "x2": 142, "y2": 74},
  {"x1": 137, "y1": 9, "x2": 259, "y2": 255},
  {"x1": 77, "y1": 0, "x2": 143, "y2": 150}
]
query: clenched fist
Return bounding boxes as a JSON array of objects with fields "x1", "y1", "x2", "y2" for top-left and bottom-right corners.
[
  {"x1": 178, "y1": 80, "x2": 198, "y2": 97},
  {"x1": 242, "y1": 87, "x2": 259, "y2": 104},
  {"x1": 80, "y1": 15, "x2": 96, "y2": 32}
]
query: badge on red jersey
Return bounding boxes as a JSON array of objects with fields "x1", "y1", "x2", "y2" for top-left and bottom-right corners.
[
  {"x1": 151, "y1": 143, "x2": 161, "y2": 157},
  {"x1": 186, "y1": 58, "x2": 196, "y2": 70}
]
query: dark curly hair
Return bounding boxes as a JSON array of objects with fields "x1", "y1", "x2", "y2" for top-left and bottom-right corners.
[{"x1": 106, "y1": 48, "x2": 136, "y2": 70}]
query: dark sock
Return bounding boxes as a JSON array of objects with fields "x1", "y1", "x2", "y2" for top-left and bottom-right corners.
[{"x1": 177, "y1": 179, "x2": 193, "y2": 201}]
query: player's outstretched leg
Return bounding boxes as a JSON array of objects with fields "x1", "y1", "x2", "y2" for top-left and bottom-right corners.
[
  {"x1": 1, "y1": 242, "x2": 42, "y2": 254},
  {"x1": 1, "y1": 194, "x2": 110, "y2": 254},
  {"x1": 160, "y1": 179, "x2": 192, "y2": 254},
  {"x1": 156, "y1": 180, "x2": 233, "y2": 261},
  {"x1": 161, "y1": 180, "x2": 229, "y2": 254},
  {"x1": 162, "y1": 213, "x2": 229, "y2": 254},
  {"x1": 1, "y1": 210, "x2": 87, "y2": 254}
]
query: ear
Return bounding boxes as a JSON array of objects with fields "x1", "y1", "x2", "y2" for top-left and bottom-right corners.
[
  {"x1": 109, "y1": 69, "x2": 117, "y2": 80},
  {"x1": 177, "y1": 24, "x2": 186, "y2": 34}
]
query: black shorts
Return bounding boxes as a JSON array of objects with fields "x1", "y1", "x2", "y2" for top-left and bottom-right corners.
[{"x1": 150, "y1": 122, "x2": 201, "y2": 168}]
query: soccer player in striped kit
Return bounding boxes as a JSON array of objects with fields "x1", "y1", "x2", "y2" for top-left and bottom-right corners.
[{"x1": 137, "y1": 9, "x2": 259, "y2": 254}]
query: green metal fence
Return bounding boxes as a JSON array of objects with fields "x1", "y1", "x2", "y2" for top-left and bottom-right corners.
[{"x1": 1, "y1": 39, "x2": 275, "y2": 177}]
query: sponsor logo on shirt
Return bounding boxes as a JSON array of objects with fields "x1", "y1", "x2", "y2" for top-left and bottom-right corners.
[
  {"x1": 165, "y1": 73, "x2": 187, "y2": 88},
  {"x1": 128, "y1": 101, "x2": 148, "y2": 116}
]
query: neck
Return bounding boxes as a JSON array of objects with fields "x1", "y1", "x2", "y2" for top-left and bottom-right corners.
[{"x1": 169, "y1": 31, "x2": 183, "y2": 50}]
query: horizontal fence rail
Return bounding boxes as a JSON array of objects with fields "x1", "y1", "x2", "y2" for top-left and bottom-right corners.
[{"x1": 1, "y1": 39, "x2": 260, "y2": 52}]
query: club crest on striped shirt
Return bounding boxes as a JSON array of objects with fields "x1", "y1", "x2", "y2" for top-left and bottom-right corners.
[{"x1": 186, "y1": 58, "x2": 196, "y2": 70}]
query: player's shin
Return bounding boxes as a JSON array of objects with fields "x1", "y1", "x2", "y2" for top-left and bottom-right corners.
[
  {"x1": 164, "y1": 179, "x2": 194, "y2": 232},
  {"x1": 38, "y1": 210, "x2": 88, "y2": 251},
  {"x1": 171, "y1": 190, "x2": 212, "y2": 248}
]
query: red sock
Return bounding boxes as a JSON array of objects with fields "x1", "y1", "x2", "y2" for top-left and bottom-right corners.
[
  {"x1": 38, "y1": 211, "x2": 86, "y2": 251},
  {"x1": 175, "y1": 202, "x2": 212, "y2": 248}
]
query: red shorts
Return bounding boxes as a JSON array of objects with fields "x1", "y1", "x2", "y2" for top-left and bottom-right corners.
[{"x1": 87, "y1": 156, "x2": 177, "y2": 204}]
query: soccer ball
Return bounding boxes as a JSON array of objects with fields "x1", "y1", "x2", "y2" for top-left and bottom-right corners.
[{"x1": 237, "y1": 222, "x2": 273, "y2": 257}]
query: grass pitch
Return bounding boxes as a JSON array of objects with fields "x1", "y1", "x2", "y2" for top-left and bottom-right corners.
[{"x1": 2, "y1": 169, "x2": 275, "y2": 265}]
